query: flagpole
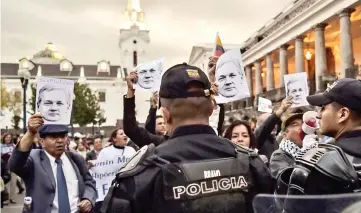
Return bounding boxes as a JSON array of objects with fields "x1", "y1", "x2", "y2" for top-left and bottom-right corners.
[{"x1": 212, "y1": 32, "x2": 219, "y2": 56}]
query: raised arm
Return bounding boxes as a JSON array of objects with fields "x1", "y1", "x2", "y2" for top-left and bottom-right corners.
[
  {"x1": 8, "y1": 113, "x2": 43, "y2": 177},
  {"x1": 123, "y1": 72, "x2": 164, "y2": 147}
]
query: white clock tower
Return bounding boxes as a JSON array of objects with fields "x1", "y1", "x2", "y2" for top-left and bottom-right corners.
[{"x1": 119, "y1": 0, "x2": 150, "y2": 75}]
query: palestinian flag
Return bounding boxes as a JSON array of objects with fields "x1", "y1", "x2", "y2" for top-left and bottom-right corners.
[{"x1": 214, "y1": 32, "x2": 225, "y2": 57}]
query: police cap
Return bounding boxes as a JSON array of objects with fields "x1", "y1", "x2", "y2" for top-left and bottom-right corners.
[
  {"x1": 159, "y1": 63, "x2": 211, "y2": 99},
  {"x1": 307, "y1": 78, "x2": 361, "y2": 114}
]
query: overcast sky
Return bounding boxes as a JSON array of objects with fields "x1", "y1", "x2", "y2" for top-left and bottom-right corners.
[{"x1": 1, "y1": 0, "x2": 293, "y2": 68}]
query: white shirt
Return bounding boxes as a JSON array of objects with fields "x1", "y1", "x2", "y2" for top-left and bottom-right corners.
[{"x1": 44, "y1": 151, "x2": 79, "y2": 213}]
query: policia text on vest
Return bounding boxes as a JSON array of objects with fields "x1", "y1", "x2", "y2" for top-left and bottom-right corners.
[{"x1": 171, "y1": 175, "x2": 249, "y2": 200}]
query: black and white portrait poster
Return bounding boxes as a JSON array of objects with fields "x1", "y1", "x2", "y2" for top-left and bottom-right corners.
[
  {"x1": 214, "y1": 48, "x2": 250, "y2": 104},
  {"x1": 134, "y1": 58, "x2": 164, "y2": 92},
  {"x1": 284, "y1": 72, "x2": 309, "y2": 108},
  {"x1": 36, "y1": 77, "x2": 75, "y2": 125}
]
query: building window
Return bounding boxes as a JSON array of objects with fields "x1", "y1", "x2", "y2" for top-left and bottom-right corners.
[
  {"x1": 133, "y1": 51, "x2": 137, "y2": 67},
  {"x1": 98, "y1": 91, "x2": 106, "y2": 102},
  {"x1": 97, "y1": 61, "x2": 110, "y2": 73},
  {"x1": 60, "y1": 59, "x2": 73, "y2": 71}
]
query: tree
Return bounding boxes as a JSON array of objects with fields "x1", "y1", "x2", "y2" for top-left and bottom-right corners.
[
  {"x1": 72, "y1": 82, "x2": 103, "y2": 127},
  {"x1": 1, "y1": 78, "x2": 22, "y2": 128},
  {"x1": 28, "y1": 83, "x2": 37, "y2": 114},
  {"x1": 1, "y1": 80, "x2": 9, "y2": 110}
]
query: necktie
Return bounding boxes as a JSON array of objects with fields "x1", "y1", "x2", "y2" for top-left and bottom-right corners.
[{"x1": 55, "y1": 158, "x2": 71, "y2": 213}]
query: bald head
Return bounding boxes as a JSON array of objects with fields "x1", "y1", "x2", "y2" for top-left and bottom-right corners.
[{"x1": 257, "y1": 113, "x2": 272, "y2": 126}]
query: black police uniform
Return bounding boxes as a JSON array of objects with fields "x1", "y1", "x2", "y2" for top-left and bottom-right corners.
[
  {"x1": 276, "y1": 78, "x2": 361, "y2": 197},
  {"x1": 101, "y1": 63, "x2": 273, "y2": 213}
]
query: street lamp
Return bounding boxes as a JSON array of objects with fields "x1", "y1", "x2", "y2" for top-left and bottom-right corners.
[{"x1": 18, "y1": 61, "x2": 32, "y2": 133}]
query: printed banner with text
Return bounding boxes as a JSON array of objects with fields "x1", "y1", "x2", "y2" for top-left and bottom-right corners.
[{"x1": 89, "y1": 154, "x2": 131, "y2": 201}]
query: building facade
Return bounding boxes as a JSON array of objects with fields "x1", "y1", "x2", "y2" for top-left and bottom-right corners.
[
  {"x1": 189, "y1": 0, "x2": 361, "y2": 120},
  {"x1": 0, "y1": 0, "x2": 153, "y2": 131}
]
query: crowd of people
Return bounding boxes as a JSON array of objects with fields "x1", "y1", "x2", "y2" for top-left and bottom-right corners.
[{"x1": 1, "y1": 56, "x2": 361, "y2": 213}]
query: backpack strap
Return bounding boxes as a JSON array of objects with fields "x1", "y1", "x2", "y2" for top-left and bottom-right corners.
[{"x1": 101, "y1": 144, "x2": 169, "y2": 213}]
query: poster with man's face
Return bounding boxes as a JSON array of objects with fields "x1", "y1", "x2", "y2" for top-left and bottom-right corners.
[
  {"x1": 284, "y1": 72, "x2": 309, "y2": 108},
  {"x1": 214, "y1": 48, "x2": 250, "y2": 104},
  {"x1": 36, "y1": 77, "x2": 75, "y2": 125},
  {"x1": 134, "y1": 58, "x2": 164, "y2": 92}
]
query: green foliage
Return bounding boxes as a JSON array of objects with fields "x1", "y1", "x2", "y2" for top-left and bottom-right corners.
[
  {"x1": 28, "y1": 83, "x2": 37, "y2": 114},
  {"x1": 1, "y1": 78, "x2": 22, "y2": 114},
  {"x1": 72, "y1": 82, "x2": 104, "y2": 127},
  {"x1": 12, "y1": 115, "x2": 21, "y2": 130},
  {"x1": 1, "y1": 81, "x2": 8, "y2": 110}
]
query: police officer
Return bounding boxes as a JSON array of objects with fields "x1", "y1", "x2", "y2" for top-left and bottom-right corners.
[
  {"x1": 101, "y1": 63, "x2": 272, "y2": 213},
  {"x1": 276, "y1": 78, "x2": 361, "y2": 198}
]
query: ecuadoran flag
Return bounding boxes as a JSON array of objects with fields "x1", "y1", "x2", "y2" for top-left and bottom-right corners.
[{"x1": 214, "y1": 32, "x2": 225, "y2": 57}]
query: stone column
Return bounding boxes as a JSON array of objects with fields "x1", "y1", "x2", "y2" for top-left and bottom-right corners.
[
  {"x1": 279, "y1": 44, "x2": 289, "y2": 87},
  {"x1": 339, "y1": 8, "x2": 355, "y2": 78},
  {"x1": 245, "y1": 65, "x2": 253, "y2": 96},
  {"x1": 254, "y1": 60, "x2": 263, "y2": 95},
  {"x1": 314, "y1": 23, "x2": 328, "y2": 92},
  {"x1": 295, "y1": 35, "x2": 305, "y2": 73},
  {"x1": 266, "y1": 53, "x2": 275, "y2": 91}
]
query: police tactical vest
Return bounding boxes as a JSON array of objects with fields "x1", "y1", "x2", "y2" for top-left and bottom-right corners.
[
  {"x1": 101, "y1": 143, "x2": 257, "y2": 213},
  {"x1": 162, "y1": 154, "x2": 252, "y2": 201},
  {"x1": 276, "y1": 143, "x2": 361, "y2": 196}
]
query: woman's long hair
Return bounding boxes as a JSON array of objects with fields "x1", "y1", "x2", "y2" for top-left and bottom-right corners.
[
  {"x1": 1, "y1": 133, "x2": 11, "y2": 144},
  {"x1": 223, "y1": 120, "x2": 258, "y2": 149},
  {"x1": 109, "y1": 128, "x2": 123, "y2": 144}
]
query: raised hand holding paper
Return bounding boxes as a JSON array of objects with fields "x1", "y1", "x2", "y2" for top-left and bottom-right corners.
[
  {"x1": 134, "y1": 58, "x2": 164, "y2": 92},
  {"x1": 258, "y1": 97, "x2": 272, "y2": 113},
  {"x1": 214, "y1": 48, "x2": 250, "y2": 104},
  {"x1": 36, "y1": 77, "x2": 75, "y2": 125},
  {"x1": 284, "y1": 72, "x2": 309, "y2": 108}
]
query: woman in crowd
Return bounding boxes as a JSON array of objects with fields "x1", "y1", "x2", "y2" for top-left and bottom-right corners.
[
  {"x1": 93, "y1": 128, "x2": 136, "y2": 213},
  {"x1": 223, "y1": 120, "x2": 269, "y2": 165},
  {"x1": 223, "y1": 120, "x2": 258, "y2": 149},
  {"x1": 1, "y1": 134, "x2": 17, "y2": 204}
]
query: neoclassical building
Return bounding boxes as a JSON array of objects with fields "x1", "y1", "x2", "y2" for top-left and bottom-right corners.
[
  {"x1": 1, "y1": 0, "x2": 153, "y2": 131},
  {"x1": 191, "y1": 0, "x2": 361, "y2": 120}
]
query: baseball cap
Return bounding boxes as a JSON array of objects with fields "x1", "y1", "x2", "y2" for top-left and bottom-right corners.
[
  {"x1": 39, "y1": 124, "x2": 69, "y2": 138},
  {"x1": 159, "y1": 63, "x2": 212, "y2": 99},
  {"x1": 306, "y1": 78, "x2": 361, "y2": 113},
  {"x1": 281, "y1": 113, "x2": 303, "y2": 132}
]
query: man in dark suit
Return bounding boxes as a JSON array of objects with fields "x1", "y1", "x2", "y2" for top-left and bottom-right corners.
[{"x1": 8, "y1": 113, "x2": 96, "y2": 213}]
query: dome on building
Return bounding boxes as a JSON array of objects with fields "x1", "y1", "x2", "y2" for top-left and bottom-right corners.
[{"x1": 31, "y1": 42, "x2": 65, "y2": 64}]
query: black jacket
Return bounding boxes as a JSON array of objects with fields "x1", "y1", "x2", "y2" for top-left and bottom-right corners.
[
  {"x1": 332, "y1": 130, "x2": 361, "y2": 159},
  {"x1": 254, "y1": 113, "x2": 281, "y2": 160},
  {"x1": 104, "y1": 125, "x2": 273, "y2": 213},
  {"x1": 123, "y1": 95, "x2": 168, "y2": 148},
  {"x1": 145, "y1": 107, "x2": 157, "y2": 135},
  {"x1": 85, "y1": 150, "x2": 98, "y2": 162}
]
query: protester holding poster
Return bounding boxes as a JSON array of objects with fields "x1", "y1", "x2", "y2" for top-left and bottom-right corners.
[
  {"x1": 284, "y1": 72, "x2": 309, "y2": 108},
  {"x1": 214, "y1": 48, "x2": 250, "y2": 104},
  {"x1": 89, "y1": 128, "x2": 136, "y2": 213},
  {"x1": 36, "y1": 77, "x2": 75, "y2": 125},
  {"x1": 134, "y1": 58, "x2": 164, "y2": 92}
]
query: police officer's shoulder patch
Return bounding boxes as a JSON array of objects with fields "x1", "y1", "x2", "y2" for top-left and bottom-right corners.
[{"x1": 118, "y1": 144, "x2": 156, "y2": 176}]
